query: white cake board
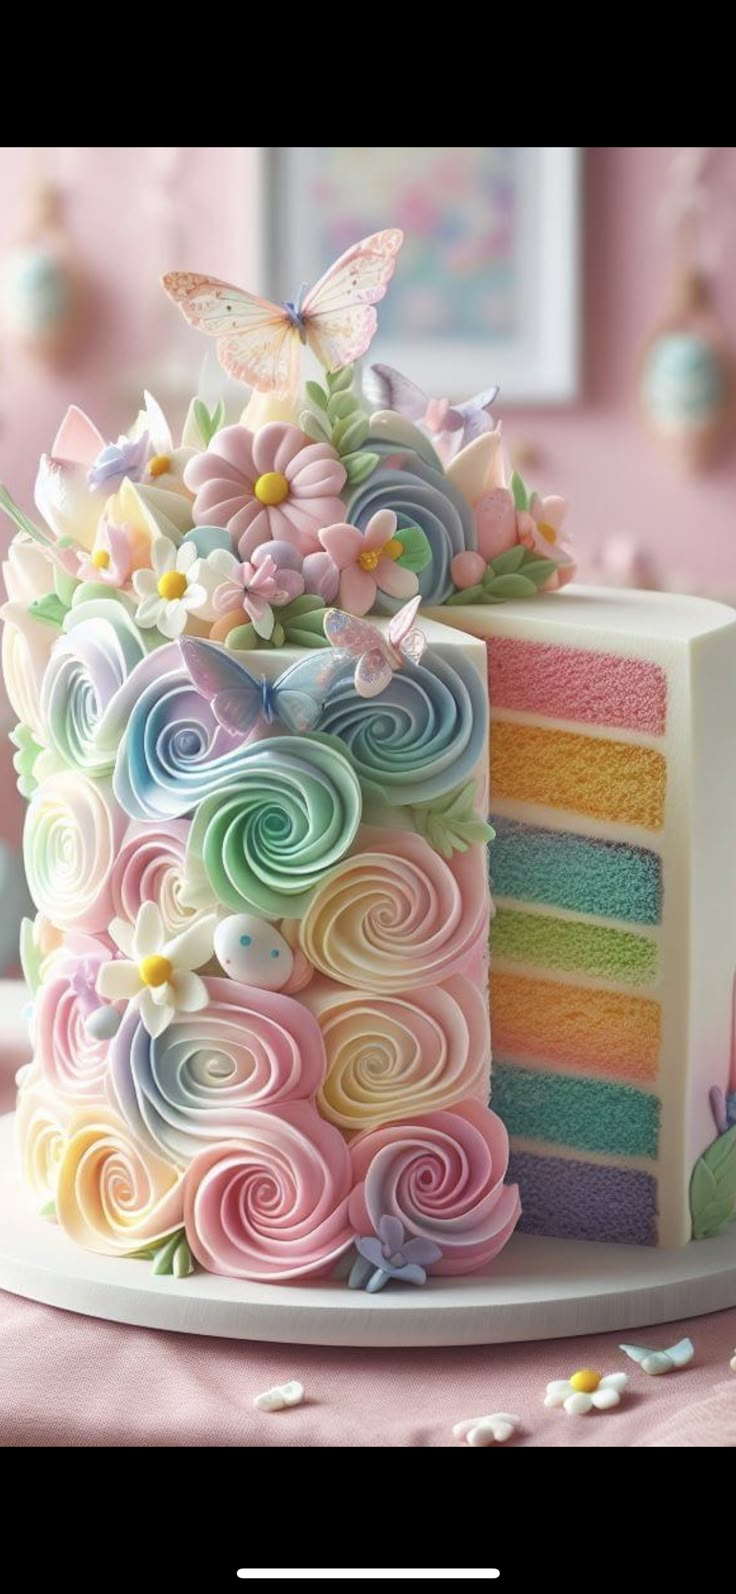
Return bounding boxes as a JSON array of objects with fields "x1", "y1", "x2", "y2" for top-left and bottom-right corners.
[{"x1": 2, "y1": 1112, "x2": 736, "y2": 1346}]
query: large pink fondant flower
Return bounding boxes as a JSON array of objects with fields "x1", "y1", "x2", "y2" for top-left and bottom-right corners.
[
  {"x1": 319, "y1": 509, "x2": 418, "y2": 616},
  {"x1": 184, "y1": 423, "x2": 347, "y2": 559},
  {"x1": 348, "y1": 1098, "x2": 521, "y2": 1276}
]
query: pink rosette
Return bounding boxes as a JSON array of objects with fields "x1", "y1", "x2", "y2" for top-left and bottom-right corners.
[
  {"x1": 108, "y1": 976, "x2": 328, "y2": 1167},
  {"x1": 299, "y1": 828, "x2": 489, "y2": 992},
  {"x1": 348, "y1": 1099, "x2": 521, "y2": 1276},
  {"x1": 56, "y1": 1105, "x2": 184, "y2": 1256},
  {"x1": 36, "y1": 934, "x2": 115, "y2": 1105},
  {"x1": 183, "y1": 1101, "x2": 354, "y2": 1280},
  {"x1": 111, "y1": 819, "x2": 198, "y2": 939},
  {"x1": 307, "y1": 975, "x2": 490, "y2": 1133}
]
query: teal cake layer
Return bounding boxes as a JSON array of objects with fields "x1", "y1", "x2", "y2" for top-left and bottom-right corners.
[
  {"x1": 492, "y1": 1063, "x2": 660, "y2": 1159},
  {"x1": 490, "y1": 817, "x2": 662, "y2": 925}
]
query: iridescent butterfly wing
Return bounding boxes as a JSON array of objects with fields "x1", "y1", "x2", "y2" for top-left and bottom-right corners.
[
  {"x1": 272, "y1": 653, "x2": 349, "y2": 733},
  {"x1": 178, "y1": 637, "x2": 262, "y2": 737},
  {"x1": 387, "y1": 595, "x2": 426, "y2": 669},
  {"x1": 301, "y1": 230, "x2": 404, "y2": 373},
  {"x1": 161, "y1": 272, "x2": 299, "y2": 395},
  {"x1": 323, "y1": 607, "x2": 395, "y2": 699}
]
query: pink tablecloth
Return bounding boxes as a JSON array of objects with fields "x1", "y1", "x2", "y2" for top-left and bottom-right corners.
[{"x1": 2, "y1": 1007, "x2": 736, "y2": 1447}]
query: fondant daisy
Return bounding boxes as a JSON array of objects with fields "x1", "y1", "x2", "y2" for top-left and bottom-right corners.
[
  {"x1": 132, "y1": 539, "x2": 208, "y2": 638},
  {"x1": 544, "y1": 1368, "x2": 628, "y2": 1415},
  {"x1": 96, "y1": 901, "x2": 216, "y2": 1038}
]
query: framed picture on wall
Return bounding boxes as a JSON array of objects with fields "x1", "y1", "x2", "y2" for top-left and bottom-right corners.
[{"x1": 262, "y1": 147, "x2": 581, "y2": 405}]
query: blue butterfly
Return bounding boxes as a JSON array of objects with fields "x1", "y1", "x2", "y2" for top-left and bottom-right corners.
[{"x1": 178, "y1": 637, "x2": 346, "y2": 737}]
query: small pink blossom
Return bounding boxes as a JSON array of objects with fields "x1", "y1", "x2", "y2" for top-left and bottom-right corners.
[
  {"x1": 77, "y1": 520, "x2": 136, "y2": 587},
  {"x1": 318, "y1": 509, "x2": 417, "y2": 617},
  {"x1": 212, "y1": 553, "x2": 303, "y2": 641},
  {"x1": 184, "y1": 422, "x2": 347, "y2": 560},
  {"x1": 518, "y1": 494, "x2": 576, "y2": 588}
]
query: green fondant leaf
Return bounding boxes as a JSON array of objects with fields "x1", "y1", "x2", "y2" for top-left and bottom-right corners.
[
  {"x1": 327, "y1": 391, "x2": 357, "y2": 422},
  {"x1": 53, "y1": 562, "x2": 78, "y2": 608},
  {"x1": 410, "y1": 781, "x2": 495, "y2": 859},
  {"x1": 128, "y1": 1227, "x2": 193, "y2": 1276},
  {"x1": 10, "y1": 723, "x2": 43, "y2": 798},
  {"x1": 29, "y1": 592, "x2": 68, "y2": 628},
  {"x1": 333, "y1": 413, "x2": 370, "y2": 454},
  {"x1": 326, "y1": 365, "x2": 354, "y2": 393},
  {"x1": 393, "y1": 524, "x2": 431, "y2": 573},
  {"x1": 483, "y1": 573, "x2": 538, "y2": 599},
  {"x1": 172, "y1": 1236, "x2": 195, "y2": 1278},
  {"x1": 0, "y1": 483, "x2": 52, "y2": 546},
  {"x1": 305, "y1": 380, "x2": 328, "y2": 411},
  {"x1": 299, "y1": 411, "x2": 332, "y2": 445},
  {"x1": 192, "y1": 397, "x2": 225, "y2": 447},
  {"x1": 447, "y1": 584, "x2": 486, "y2": 605},
  {"x1": 690, "y1": 1124, "x2": 736, "y2": 1238},
  {"x1": 510, "y1": 470, "x2": 530, "y2": 512},
  {"x1": 225, "y1": 623, "x2": 259, "y2": 651},
  {"x1": 342, "y1": 451, "x2": 380, "y2": 485},
  {"x1": 517, "y1": 557, "x2": 559, "y2": 587},
  {"x1": 19, "y1": 916, "x2": 43, "y2": 996},
  {"x1": 488, "y1": 544, "x2": 527, "y2": 576},
  {"x1": 39, "y1": 1199, "x2": 57, "y2": 1222}
]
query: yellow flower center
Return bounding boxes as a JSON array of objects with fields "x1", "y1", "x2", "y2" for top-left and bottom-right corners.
[
  {"x1": 157, "y1": 570, "x2": 187, "y2": 601},
  {"x1": 358, "y1": 538, "x2": 404, "y2": 573},
  {"x1": 569, "y1": 1369, "x2": 601, "y2": 1394},
  {"x1": 148, "y1": 454, "x2": 172, "y2": 478},
  {"x1": 91, "y1": 548, "x2": 111, "y2": 569},
  {"x1": 138, "y1": 954, "x2": 173, "y2": 988},
  {"x1": 538, "y1": 521, "x2": 559, "y2": 545},
  {"x1": 254, "y1": 471, "x2": 290, "y2": 506}
]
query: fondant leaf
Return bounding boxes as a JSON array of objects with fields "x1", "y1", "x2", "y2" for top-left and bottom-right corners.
[
  {"x1": 327, "y1": 391, "x2": 357, "y2": 423},
  {"x1": 489, "y1": 545, "x2": 527, "y2": 576},
  {"x1": 305, "y1": 380, "x2": 328, "y2": 411},
  {"x1": 690, "y1": 1124, "x2": 736, "y2": 1238},
  {"x1": 333, "y1": 413, "x2": 370, "y2": 454},
  {"x1": 394, "y1": 524, "x2": 431, "y2": 573},
  {"x1": 29, "y1": 592, "x2": 68, "y2": 628},
  {"x1": 483, "y1": 573, "x2": 537, "y2": 598},
  {"x1": 299, "y1": 411, "x2": 331, "y2": 445},
  {"x1": 447, "y1": 584, "x2": 485, "y2": 605},
  {"x1": 518, "y1": 557, "x2": 559, "y2": 586},
  {"x1": 326, "y1": 364, "x2": 354, "y2": 393},
  {"x1": 510, "y1": 470, "x2": 530, "y2": 511},
  {"x1": 411, "y1": 781, "x2": 495, "y2": 858},
  {"x1": 53, "y1": 561, "x2": 78, "y2": 608},
  {"x1": 342, "y1": 451, "x2": 380, "y2": 485}
]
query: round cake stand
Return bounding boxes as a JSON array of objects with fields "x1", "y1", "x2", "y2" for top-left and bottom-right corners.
[{"x1": 2, "y1": 1112, "x2": 736, "y2": 1347}]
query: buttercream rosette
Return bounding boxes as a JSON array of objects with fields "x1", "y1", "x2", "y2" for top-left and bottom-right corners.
[
  {"x1": 319, "y1": 649, "x2": 487, "y2": 805},
  {"x1": 15, "y1": 1082, "x2": 70, "y2": 1206},
  {"x1": 23, "y1": 772, "x2": 123, "y2": 933},
  {"x1": 299, "y1": 828, "x2": 488, "y2": 992},
  {"x1": 56, "y1": 1105, "x2": 184, "y2": 1256},
  {"x1": 36, "y1": 934, "x2": 115, "y2": 1104},
  {"x1": 185, "y1": 735, "x2": 362, "y2": 918},
  {"x1": 182, "y1": 1101, "x2": 354, "y2": 1280},
  {"x1": 307, "y1": 975, "x2": 490, "y2": 1133},
  {"x1": 111, "y1": 819, "x2": 198, "y2": 938},
  {"x1": 40, "y1": 598, "x2": 147, "y2": 779},
  {"x1": 108, "y1": 977, "x2": 327, "y2": 1166},
  {"x1": 348, "y1": 1099, "x2": 521, "y2": 1275}
]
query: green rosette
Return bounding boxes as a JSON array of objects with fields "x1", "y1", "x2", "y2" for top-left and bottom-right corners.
[{"x1": 186, "y1": 734, "x2": 362, "y2": 919}]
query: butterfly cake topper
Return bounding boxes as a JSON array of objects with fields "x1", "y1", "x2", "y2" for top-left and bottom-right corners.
[
  {"x1": 365, "y1": 363, "x2": 499, "y2": 454},
  {"x1": 323, "y1": 594, "x2": 426, "y2": 698},
  {"x1": 162, "y1": 229, "x2": 404, "y2": 399},
  {"x1": 179, "y1": 636, "x2": 347, "y2": 737}
]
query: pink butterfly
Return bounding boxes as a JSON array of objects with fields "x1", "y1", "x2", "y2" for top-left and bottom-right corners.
[
  {"x1": 323, "y1": 595, "x2": 426, "y2": 698},
  {"x1": 162, "y1": 229, "x2": 404, "y2": 398}
]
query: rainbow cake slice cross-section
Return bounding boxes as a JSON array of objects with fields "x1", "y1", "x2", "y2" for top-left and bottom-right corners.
[{"x1": 428, "y1": 587, "x2": 736, "y2": 1246}]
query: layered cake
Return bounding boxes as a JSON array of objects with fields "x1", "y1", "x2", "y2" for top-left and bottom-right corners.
[{"x1": 2, "y1": 226, "x2": 735, "y2": 1296}]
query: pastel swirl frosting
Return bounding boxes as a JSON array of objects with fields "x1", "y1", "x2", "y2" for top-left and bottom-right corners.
[
  {"x1": 185, "y1": 736, "x2": 362, "y2": 918},
  {"x1": 183, "y1": 1102, "x2": 354, "y2": 1280},
  {"x1": 23, "y1": 773, "x2": 122, "y2": 932},
  {"x1": 349, "y1": 1099, "x2": 521, "y2": 1275},
  {"x1": 36, "y1": 937, "x2": 114, "y2": 1104},
  {"x1": 104, "y1": 645, "x2": 258, "y2": 822},
  {"x1": 41, "y1": 599, "x2": 146, "y2": 779},
  {"x1": 111, "y1": 819, "x2": 198, "y2": 938},
  {"x1": 15, "y1": 1083, "x2": 70, "y2": 1205},
  {"x1": 309, "y1": 975, "x2": 490, "y2": 1132},
  {"x1": 56, "y1": 1105, "x2": 184, "y2": 1256},
  {"x1": 108, "y1": 977, "x2": 327, "y2": 1166},
  {"x1": 319, "y1": 650, "x2": 487, "y2": 805},
  {"x1": 348, "y1": 458, "x2": 476, "y2": 608},
  {"x1": 300, "y1": 828, "x2": 488, "y2": 991}
]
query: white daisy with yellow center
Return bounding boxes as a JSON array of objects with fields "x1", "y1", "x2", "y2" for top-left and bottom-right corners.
[
  {"x1": 96, "y1": 900, "x2": 216, "y2": 1038},
  {"x1": 544, "y1": 1368, "x2": 629, "y2": 1415},
  {"x1": 132, "y1": 539, "x2": 208, "y2": 639}
]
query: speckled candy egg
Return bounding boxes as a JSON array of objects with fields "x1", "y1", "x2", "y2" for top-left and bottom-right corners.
[{"x1": 214, "y1": 914, "x2": 295, "y2": 990}]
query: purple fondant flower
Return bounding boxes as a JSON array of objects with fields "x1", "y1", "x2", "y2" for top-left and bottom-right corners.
[
  {"x1": 87, "y1": 432, "x2": 151, "y2": 491},
  {"x1": 348, "y1": 1213, "x2": 442, "y2": 1292},
  {"x1": 709, "y1": 1085, "x2": 736, "y2": 1137}
]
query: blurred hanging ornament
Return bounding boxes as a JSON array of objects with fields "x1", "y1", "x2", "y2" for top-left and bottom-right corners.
[
  {"x1": 640, "y1": 149, "x2": 733, "y2": 472},
  {"x1": 0, "y1": 169, "x2": 83, "y2": 367}
]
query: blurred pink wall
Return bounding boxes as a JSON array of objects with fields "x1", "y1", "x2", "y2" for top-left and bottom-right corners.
[{"x1": 1, "y1": 145, "x2": 735, "y2": 847}]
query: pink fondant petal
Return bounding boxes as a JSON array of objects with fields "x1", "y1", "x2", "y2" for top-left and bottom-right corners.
[
  {"x1": 192, "y1": 483, "x2": 249, "y2": 526},
  {"x1": 253, "y1": 423, "x2": 306, "y2": 476},
  {"x1": 339, "y1": 564, "x2": 376, "y2": 616},
  {"x1": 210, "y1": 425, "x2": 256, "y2": 479},
  {"x1": 319, "y1": 524, "x2": 364, "y2": 568},
  {"x1": 52, "y1": 406, "x2": 106, "y2": 466},
  {"x1": 376, "y1": 558, "x2": 418, "y2": 598},
  {"x1": 291, "y1": 458, "x2": 348, "y2": 497},
  {"x1": 231, "y1": 505, "x2": 272, "y2": 559},
  {"x1": 542, "y1": 495, "x2": 568, "y2": 530},
  {"x1": 185, "y1": 452, "x2": 245, "y2": 494}
]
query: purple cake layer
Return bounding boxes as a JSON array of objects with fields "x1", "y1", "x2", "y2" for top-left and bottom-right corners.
[{"x1": 508, "y1": 1150, "x2": 658, "y2": 1245}]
